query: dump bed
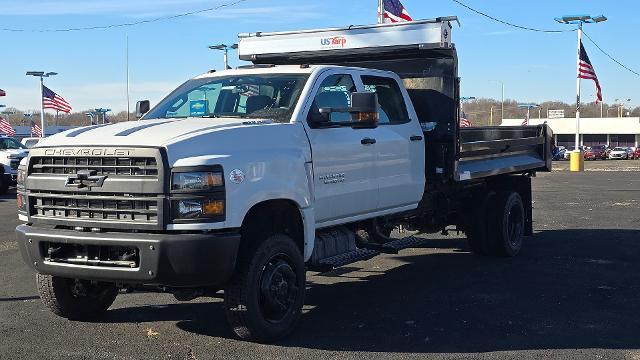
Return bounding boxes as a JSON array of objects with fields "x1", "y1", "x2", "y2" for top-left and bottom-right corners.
[
  {"x1": 238, "y1": 18, "x2": 552, "y2": 183},
  {"x1": 458, "y1": 125, "x2": 553, "y2": 181}
]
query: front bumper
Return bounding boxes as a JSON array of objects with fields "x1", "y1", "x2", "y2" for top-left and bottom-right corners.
[{"x1": 16, "y1": 224, "x2": 240, "y2": 287}]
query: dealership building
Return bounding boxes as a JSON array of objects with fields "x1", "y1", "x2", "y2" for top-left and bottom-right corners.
[{"x1": 501, "y1": 117, "x2": 640, "y2": 148}]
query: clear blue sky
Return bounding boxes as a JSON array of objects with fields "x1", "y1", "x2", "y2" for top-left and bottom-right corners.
[{"x1": 1, "y1": 0, "x2": 638, "y2": 112}]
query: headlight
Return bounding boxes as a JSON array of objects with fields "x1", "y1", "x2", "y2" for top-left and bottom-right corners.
[
  {"x1": 16, "y1": 168, "x2": 26, "y2": 187},
  {"x1": 16, "y1": 192, "x2": 27, "y2": 212},
  {"x1": 171, "y1": 171, "x2": 223, "y2": 192},
  {"x1": 172, "y1": 198, "x2": 225, "y2": 219}
]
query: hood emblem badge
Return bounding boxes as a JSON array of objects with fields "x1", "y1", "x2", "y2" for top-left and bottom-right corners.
[
  {"x1": 65, "y1": 170, "x2": 107, "y2": 190},
  {"x1": 229, "y1": 169, "x2": 245, "y2": 184}
]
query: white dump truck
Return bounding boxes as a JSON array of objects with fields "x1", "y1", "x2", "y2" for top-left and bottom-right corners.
[{"x1": 16, "y1": 18, "x2": 552, "y2": 342}]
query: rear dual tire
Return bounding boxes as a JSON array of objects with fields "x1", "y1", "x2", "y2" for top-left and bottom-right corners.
[{"x1": 466, "y1": 191, "x2": 525, "y2": 257}]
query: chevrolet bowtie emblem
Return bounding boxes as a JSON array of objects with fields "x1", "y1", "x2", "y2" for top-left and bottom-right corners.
[{"x1": 65, "y1": 169, "x2": 107, "y2": 190}]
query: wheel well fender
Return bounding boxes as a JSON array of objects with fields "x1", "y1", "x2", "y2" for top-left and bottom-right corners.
[{"x1": 240, "y1": 199, "x2": 314, "y2": 261}]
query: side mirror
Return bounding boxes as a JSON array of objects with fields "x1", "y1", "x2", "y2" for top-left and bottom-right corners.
[
  {"x1": 313, "y1": 92, "x2": 379, "y2": 128},
  {"x1": 349, "y1": 92, "x2": 379, "y2": 129},
  {"x1": 136, "y1": 100, "x2": 150, "y2": 119}
]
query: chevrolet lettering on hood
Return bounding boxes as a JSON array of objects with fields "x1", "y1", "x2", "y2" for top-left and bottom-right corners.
[{"x1": 43, "y1": 148, "x2": 135, "y2": 157}]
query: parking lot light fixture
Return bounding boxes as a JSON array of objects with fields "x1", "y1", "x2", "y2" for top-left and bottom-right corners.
[{"x1": 208, "y1": 44, "x2": 238, "y2": 70}]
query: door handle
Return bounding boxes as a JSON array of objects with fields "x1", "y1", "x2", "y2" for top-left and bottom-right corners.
[
  {"x1": 410, "y1": 135, "x2": 423, "y2": 142},
  {"x1": 361, "y1": 138, "x2": 377, "y2": 145}
]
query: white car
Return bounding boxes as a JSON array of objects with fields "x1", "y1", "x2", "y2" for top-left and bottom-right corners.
[
  {"x1": 609, "y1": 147, "x2": 629, "y2": 160},
  {"x1": 0, "y1": 135, "x2": 29, "y2": 194}
]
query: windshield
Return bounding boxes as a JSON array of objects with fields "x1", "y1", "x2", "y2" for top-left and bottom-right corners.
[
  {"x1": 614, "y1": 147, "x2": 625, "y2": 151},
  {"x1": 0, "y1": 138, "x2": 26, "y2": 150},
  {"x1": 144, "y1": 74, "x2": 309, "y2": 123}
]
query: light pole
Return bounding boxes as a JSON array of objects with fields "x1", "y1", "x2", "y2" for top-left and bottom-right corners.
[
  {"x1": 555, "y1": 15, "x2": 607, "y2": 152},
  {"x1": 208, "y1": 44, "x2": 238, "y2": 70},
  {"x1": 518, "y1": 103, "x2": 539, "y2": 124},
  {"x1": 489, "y1": 80, "x2": 505, "y2": 124},
  {"x1": 26, "y1": 71, "x2": 58, "y2": 137},
  {"x1": 615, "y1": 98, "x2": 631, "y2": 117},
  {"x1": 85, "y1": 112, "x2": 95, "y2": 125},
  {"x1": 95, "y1": 108, "x2": 111, "y2": 124},
  {"x1": 460, "y1": 96, "x2": 476, "y2": 117}
]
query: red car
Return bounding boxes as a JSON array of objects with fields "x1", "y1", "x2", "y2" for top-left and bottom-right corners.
[
  {"x1": 584, "y1": 145, "x2": 607, "y2": 160},
  {"x1": 635, "y1": 148, "x2": 640, "y2": 159}
]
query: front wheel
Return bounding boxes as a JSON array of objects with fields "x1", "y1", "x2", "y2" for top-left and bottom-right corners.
[
  {"x1": 36, "y1": 274, "x2": 118, "y2": 320},
  {"x1": 224, "y1": 234, "x2": 306, "y2": 343}
]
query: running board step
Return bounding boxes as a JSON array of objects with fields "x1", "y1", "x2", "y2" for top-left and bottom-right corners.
[
  {"x1": 317, "y1": 248, "x2": 380, "y2": 272},
  {"x1": 363, "y1": 236, "x2": 428, "y2": 254},
  {"x1": 381, "y1": 236, "x2": 428, "y2": 252}
]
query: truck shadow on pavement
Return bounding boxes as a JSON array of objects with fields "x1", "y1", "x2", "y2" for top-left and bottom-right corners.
[{"x1": 103, "y1": 229, "x2": 640, "y2": 353}]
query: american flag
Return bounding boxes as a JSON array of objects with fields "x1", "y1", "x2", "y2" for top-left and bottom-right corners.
[
  {"x1": 578, "y1": 42, "x2": 602, "y2": 103},
  {"x1": 241, "y1": 84, "x2": 260, "y2": 97},
  {"x1": 0, "y1": 89, "x2": 6, "y2": 97},
  {"x1": 42, "y1": 85, "x2": 72, "y2": 113},
  {"x1": 31, "y1": 121, "x2": 43, "y2": 138},
  {"x1": 459, "y1": 111, "x2": 472, "y2": 128},
  {"x1": 0, "y1": 117, "x2": 15, "y2": 136},
  {"x1": 381, "y1": 0, "x2": 413, "y2": 23}
]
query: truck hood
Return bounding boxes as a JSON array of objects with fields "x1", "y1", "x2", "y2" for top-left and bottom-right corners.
[{"x1": 35, "y1": 117, "x2": 263, "y2": 148}]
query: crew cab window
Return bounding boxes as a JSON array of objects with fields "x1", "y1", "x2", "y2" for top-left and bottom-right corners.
[
  {"x1": 308, "y1": 74, "x2": 356, "y2": 124},
  {"x1": 362, "y1": 76, "x2": 410, "y2": 124}
]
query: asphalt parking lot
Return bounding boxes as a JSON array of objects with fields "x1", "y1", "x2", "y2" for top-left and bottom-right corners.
[{"x1": 1, "y1": 166, "x2": 640, "y2": 359}]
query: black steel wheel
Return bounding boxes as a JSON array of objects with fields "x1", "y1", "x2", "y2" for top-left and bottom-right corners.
[
  {"x1": 487, "y1": 191, "x2": 525, "y2": 257},
  {"x1": 224, "y1": 234, "x2": 305, "y2": 343}
]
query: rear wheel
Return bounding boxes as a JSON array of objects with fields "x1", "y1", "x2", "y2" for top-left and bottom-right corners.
[
  {"x1": 487, "y1": 192, "x2": 525, "y2": 257},
  {"x1": 224, "y1": 234, "x2": 305, "y2": 343},
  {"x1": 36, "y1": 274, "x2": 118, "y2": 320}
]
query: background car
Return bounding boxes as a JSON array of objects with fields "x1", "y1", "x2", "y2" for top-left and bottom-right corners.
[
  {"x1": 20, "y1": 137, "x2": 42, "y2": 149},
  {"x1": 635, "y1": 147, "x2": 640, "y2": 159},
  {"x1": 626, "y1": 147, "x2": 636, "y2": 160},
  {"x1": 553, "y1": 146, "x2": 567, "y2": 161},
  {"x1": 584, "y1": 144, "x2": 608, "y2": 160},
  {"x1": 609, "y1": 147, "x2": 629, "y2": 160},
  {"x1": 0, "y1": 135, "x2": 29, "y2": 194}
]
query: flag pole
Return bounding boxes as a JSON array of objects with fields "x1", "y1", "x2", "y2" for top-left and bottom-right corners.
[
  {"x1": 126, "y1": 34, "x2": 131, "y2": 122},
  {"x1": 40, "y1": 76, "x2": 46, "y2": 138},
  {"x1": 574, "y1": 22, "x2": 583, "y2": 151},
  {"x1": 378, "y1": 0, "x2": 384, "y2": 24}
]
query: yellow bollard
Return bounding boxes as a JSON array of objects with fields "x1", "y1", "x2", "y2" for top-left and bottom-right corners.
[{"x1": 570, "y1": 151, "x2": 584, "y2": 172}]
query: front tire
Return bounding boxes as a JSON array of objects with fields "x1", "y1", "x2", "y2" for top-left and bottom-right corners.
[
  {"x1": 36, "y1": 274, "x2": 118, "y2": 320},
  {"x1": 224, "y1": 234, "x2": 305, "y2": 343}
]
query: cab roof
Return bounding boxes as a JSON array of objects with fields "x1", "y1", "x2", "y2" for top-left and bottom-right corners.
[{"x1": 193, "y1": 64, "x2": 325, "y2": 80}]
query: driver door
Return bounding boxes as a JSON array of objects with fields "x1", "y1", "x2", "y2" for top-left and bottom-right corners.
[{"x1": 303, "y1": 72, "x2": 379, "y2": 225}]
